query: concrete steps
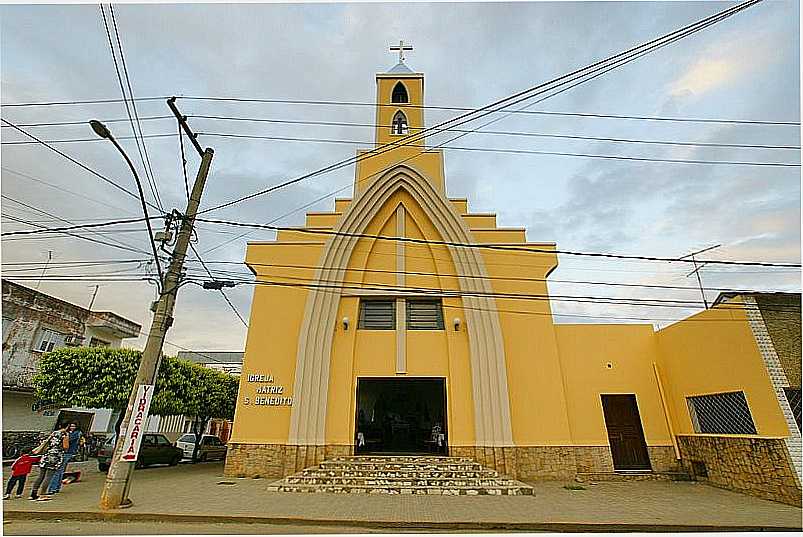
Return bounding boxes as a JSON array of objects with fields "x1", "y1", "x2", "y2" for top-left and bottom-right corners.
[{"x1": 267, "y1": 455, "x2": 535, "y2": 496}]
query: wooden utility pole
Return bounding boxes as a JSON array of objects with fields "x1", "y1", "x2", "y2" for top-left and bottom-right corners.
[{"x1": 100, "y1": 98, "x2": 213, "y2": 509}]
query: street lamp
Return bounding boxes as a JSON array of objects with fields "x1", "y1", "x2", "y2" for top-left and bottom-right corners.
[{"x1": 89, "y1": 120, "x2": 164, "y2": 285}]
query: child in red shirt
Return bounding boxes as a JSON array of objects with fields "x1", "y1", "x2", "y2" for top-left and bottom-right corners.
[{"x1": 4, "y1": 451, "x2": 41, "y2": 499}]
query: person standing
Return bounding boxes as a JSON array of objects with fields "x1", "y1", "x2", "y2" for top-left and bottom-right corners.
[
  {"x1": 29, "y1": 426, "x2": 68, "y2": 501},
  {"x1": 48, "y1": 422, "x2": 81, "y2": 494},
  {"x1": 3, "y1": 450, "x2": 40, "y2": 499}
]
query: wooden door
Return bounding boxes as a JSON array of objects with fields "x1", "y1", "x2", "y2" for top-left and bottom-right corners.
[{"x1": 601, "y1": 394, "x2": 651, "y2": 471}]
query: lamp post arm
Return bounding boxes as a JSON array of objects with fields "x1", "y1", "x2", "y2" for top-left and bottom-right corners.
[{"x1": 107, "y1": 136, "x2": 164, "y2": 286}]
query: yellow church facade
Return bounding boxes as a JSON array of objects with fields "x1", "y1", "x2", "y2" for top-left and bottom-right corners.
[{"x1": 225, "y1": 59, "x2": 801, "y2": 506}]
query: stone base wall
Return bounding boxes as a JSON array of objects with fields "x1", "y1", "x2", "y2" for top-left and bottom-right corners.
[
  {"x1": 225, "y1": 442, "x2": 680, "y2": 482},
  {"x1": 451, "y1": 445, "x2": 678, "y2": 480},
  {"x1": 224, "y1": 444, "x2": 353, "y2": 478},
  {"x1": 648, "y1": 445, "x2": 682, "y2": 473},
  {"x1": 677, "y1": 435, "x2": 802, "y2": 506}
]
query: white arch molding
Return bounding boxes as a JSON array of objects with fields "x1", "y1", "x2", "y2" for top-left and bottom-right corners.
[{"x1": 288, "y1": 165, "x2": 514, "y2": 448}]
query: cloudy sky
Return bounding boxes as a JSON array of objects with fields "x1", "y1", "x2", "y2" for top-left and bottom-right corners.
[{"x1": 2, "y1": 0, "x2": 800, "y2": 353}]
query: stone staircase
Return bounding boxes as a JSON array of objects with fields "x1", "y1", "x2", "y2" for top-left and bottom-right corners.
[{"x1": 266, "y1": 455, "x2": 535, "y2": 495}]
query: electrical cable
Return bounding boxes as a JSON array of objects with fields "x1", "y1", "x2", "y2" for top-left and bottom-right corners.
[
  {"x1": 193, "y1": 217, "x2": 801, "y2": 268},
  {"x1": 0, "y1": 119, "x2": 164, "y2": 214},
  {"x1": 198, "y1": 1, "x2": 765, "y2": 216},
  {"x1": 188, "y1": 242, "x2": 249, "y2": 327},
  {"x1": 100, "y1": 4, "x2": 164, "y2": 212}
]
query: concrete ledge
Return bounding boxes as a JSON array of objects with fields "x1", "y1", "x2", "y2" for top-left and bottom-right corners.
[{"x1": 5, "y1": 510, "x2": 801, "y2": 532}]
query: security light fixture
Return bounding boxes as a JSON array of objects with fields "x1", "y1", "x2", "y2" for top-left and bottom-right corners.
[
  {"x1": 89, "y1": 120, "x2": 112, "y2": 140},
  {"x1": 453, "y1": 318, "x2": 461, "y2": 331},
  {"x1": 342, "y1": 317, "x2": 350, "y2": 331}
]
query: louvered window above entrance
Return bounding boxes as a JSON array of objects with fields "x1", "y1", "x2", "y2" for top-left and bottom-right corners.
[
  {"x1": 406, "y1": 299, "x2": 444, "y2": 330},
  {"x1": 358, "y1": 299, "x2": 395, "y2": 330}
]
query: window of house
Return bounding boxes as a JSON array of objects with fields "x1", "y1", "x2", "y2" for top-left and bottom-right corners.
[
  {"x1": 391, "y1": 82, "x2": 409, "y2": 103},
  {"x1": 391, "y1": 111, "x2": 409, "y2": 135},
  {"x1": 358, "y1": 299, "x2": 396, "y2": 329},
  {"x1": 90, "y1": 337, "x2": 110, "y2": 347},
  {"x1": 784, "y1": 387, "x2": 801, "y2": 432},
  {"x1": 35, "y1": 327, "x2": 66, "y2": 353},
  {"x1": 687, "y1": 391, "x2": 757, "y2": 435},
  {"x1": 406, "y1": 299, "x2": 444, "y2": 330}
]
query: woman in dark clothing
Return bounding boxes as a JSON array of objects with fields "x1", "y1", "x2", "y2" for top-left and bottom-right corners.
[{"x1": 29, "y1": 427, "x2": 68, "y2": 501}]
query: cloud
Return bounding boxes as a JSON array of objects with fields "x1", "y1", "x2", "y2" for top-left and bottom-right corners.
[{"x1": 669, "y1": 58, "x2": 739, "y2": 97}]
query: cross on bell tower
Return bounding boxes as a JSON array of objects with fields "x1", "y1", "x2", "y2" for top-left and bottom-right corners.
[{"x1": 390, "y1": 40, "x2": 413, "y2": 63}]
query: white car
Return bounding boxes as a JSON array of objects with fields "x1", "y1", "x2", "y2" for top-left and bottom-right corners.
[{"x1": 175, "y1": 434, "x2": 227, "y2": 462}]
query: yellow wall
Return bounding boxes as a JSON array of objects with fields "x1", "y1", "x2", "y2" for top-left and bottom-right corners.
[
  {"x1": 231, "y1": 65, "x2": 789, "y2": 455},
  {"x1": 656, "y1": 301, "x2": 789, "y2": 437},
  {"x1": 556, "y1": 324, "x2": 673, "y2": 446},
  {"x1": 229, "y1": 241, "x2": 324, "y2": 444}
]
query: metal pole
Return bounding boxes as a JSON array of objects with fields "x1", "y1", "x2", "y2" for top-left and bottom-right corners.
[
  {"x1": 106, "y1": 136, "x2": 164, "y2": 285},
  {"x1": 691, "y1": 254, "x2": 709, "y2": 309},
  {"x1": 35, "y1": 250, "x2": 52, "y2": 290},
  {"x1": 88, "y1": 285, "x2": 100, "y2": 311},
  {"x1": 99, "y1": 147, "x2": 214, "y2": 509}
]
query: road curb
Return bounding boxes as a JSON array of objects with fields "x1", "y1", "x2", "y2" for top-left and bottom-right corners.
[{"x1": 4, "y1": 510, "x2": 802, "y2": 532}]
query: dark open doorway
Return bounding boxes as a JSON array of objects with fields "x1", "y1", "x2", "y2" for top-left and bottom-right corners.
[
  {"x1": 601, "y1": 394, "x2": 652, "y2": 471},
  {"x1": 355, "y1": 378, "x2": 447, "y2": 454}
]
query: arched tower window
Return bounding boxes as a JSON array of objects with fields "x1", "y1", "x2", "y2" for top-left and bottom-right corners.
[
  {"x1": 391, "y1": 82, "x2": 408, "y2": 104},
  {"x1": 391, "y1": 111, "x2": 409, "y2": 135}
]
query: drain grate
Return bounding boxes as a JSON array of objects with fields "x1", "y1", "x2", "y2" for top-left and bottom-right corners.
[{"x1": 217, "y1": 481, "x2": 236, "y2": 485}]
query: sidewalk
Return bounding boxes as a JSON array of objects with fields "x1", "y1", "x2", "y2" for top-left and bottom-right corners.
[{"x1": 3, "y1": 461, "x2": 801, "y2": 531}]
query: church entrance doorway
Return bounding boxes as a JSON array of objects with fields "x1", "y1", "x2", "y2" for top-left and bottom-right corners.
[{"x1": 355, "y1": 378, "x2": 447, "y2": 454}]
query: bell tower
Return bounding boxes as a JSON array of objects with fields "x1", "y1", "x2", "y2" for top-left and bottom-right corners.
[{"x1": 375, "y1": 40, "x2": 424, "y2": 146}]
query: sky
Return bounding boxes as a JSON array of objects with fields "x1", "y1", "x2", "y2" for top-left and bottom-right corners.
[{"x1": 1, "y1": 0, "x2": 800, "y2": 353}]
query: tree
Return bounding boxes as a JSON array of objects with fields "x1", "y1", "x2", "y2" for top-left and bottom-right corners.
[
  {"x1": 184, "y1": 365, "x2": 238, "y2": 462},
  {"x1": 32, "y1": 348, "x2": 236, "y2": 447}
]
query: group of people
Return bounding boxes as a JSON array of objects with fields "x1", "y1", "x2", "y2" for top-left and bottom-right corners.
[{"x1": 4, "y1": 422, "x2": 83, "y2": 502}]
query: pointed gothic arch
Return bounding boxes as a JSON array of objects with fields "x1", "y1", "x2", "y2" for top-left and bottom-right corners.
[
  {"x1": 391, "y1": 110, "x2": 409, "y2": 135},
  {"x1": 391, "y1": 81, "x2": 409, "y2": 103},
  {"x1": 288, "y1": 164, "x2": 514, "y2": 448}
]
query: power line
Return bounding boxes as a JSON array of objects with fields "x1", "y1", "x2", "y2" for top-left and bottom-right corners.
[
  {"x1": 196, "y1": 0, "x2": 766, "y2": 216},
  {"x1": 198, "y1": 132, "x2": 799, "y2": 168},
  {"x1": 100, "y1": 4, "x2": 164, "y2": 212},
  {"x1": 1, "y1": 196, "x2": 151, "y2": 255},
  {"x1": 177, "y1": 98, "x2": 800, "y2": 127},
  {"x1": 188, "y1": 242, "x2": 248, "y2": 328},
  {"x1": 188, "y1": 260, "x2": 798, "y2": 295},
  {"x1": 1, "y1": 133, "x2": 176, "y2": 145},
  {"x1": 194, "y1": 217, "x2": 801, "y2": 268},
  {"x1": 189, "y1": 116, "x2": 800, "y2": 150},
  {"x1": 1, "y1": 215, "x2": 159, "y2": 237},
  {"x1": 4, "y1": 96, "x2": 797, "y2": 127},
  {"x1": 7, "y1": 131, "x2": 798, "y2": 167},
  {"x1": 0, "y1": 116, "x2": 173, "y2": 128},
  {"x1": 4, "y1": 116, "x2": 798, "y2": 151},
  {"x1": 0, "y1": 119, "x2": 164, "y2": 214}
]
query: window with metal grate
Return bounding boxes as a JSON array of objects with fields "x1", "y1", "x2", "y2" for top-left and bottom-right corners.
[
  {"x1": 358, "y1": 299, "x2": 395, "y2": 330},
  {"x1": 687, "y1": 391, "x2": 757, "y2": 435},
  {"x1": 784, "y1": 387, "x2": 801, "y2": 432},
  {"x1": 406, "y1": 299, "x2": 444, "y2": 330}
]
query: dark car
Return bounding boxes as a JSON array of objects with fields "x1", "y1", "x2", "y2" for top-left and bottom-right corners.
[{"x1": 97, "y1": 433, "x2": 183, "y2": 471}]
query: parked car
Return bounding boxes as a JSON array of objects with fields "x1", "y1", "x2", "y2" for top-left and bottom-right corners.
[
  {"x1": 175, "y1": 434, "x2": 227, "y2": 461},
  {"x1": 97, "y1": 434, "x2": 183, "y2": 471}
]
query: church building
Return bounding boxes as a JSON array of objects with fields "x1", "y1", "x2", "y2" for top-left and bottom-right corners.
[{"x1": 225, "y1": 47, "x2": 801, "y2": 506}]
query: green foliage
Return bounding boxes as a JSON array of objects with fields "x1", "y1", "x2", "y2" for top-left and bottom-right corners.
[{"x1": 33, "y1": 347, "x2": 238, "y2": 420}]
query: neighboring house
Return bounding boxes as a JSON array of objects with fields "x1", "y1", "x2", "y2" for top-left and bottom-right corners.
[
  {"x1": 149, "y1": 350, "x2": 243, "y2": 442},
  {"x1": 2, "y1": 279, "x2": 141, "y2": 443}
]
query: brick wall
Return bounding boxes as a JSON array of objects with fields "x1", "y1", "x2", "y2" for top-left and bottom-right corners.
[
  {"x1": 678, "y1": 435, "x2": 801, "y2": 506},
  {"x1": 755, "y1": 294, "x2": 801, "y2": 388}
]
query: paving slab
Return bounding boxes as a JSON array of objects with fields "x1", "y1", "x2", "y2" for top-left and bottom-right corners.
[{"x1": 3, "y1": 460, "x2": 801, "y2": 531}]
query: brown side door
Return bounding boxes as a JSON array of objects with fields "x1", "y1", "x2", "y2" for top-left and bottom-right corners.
[{"x1": 601, "y1": 394, "x2": 651, "y2": 471}]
